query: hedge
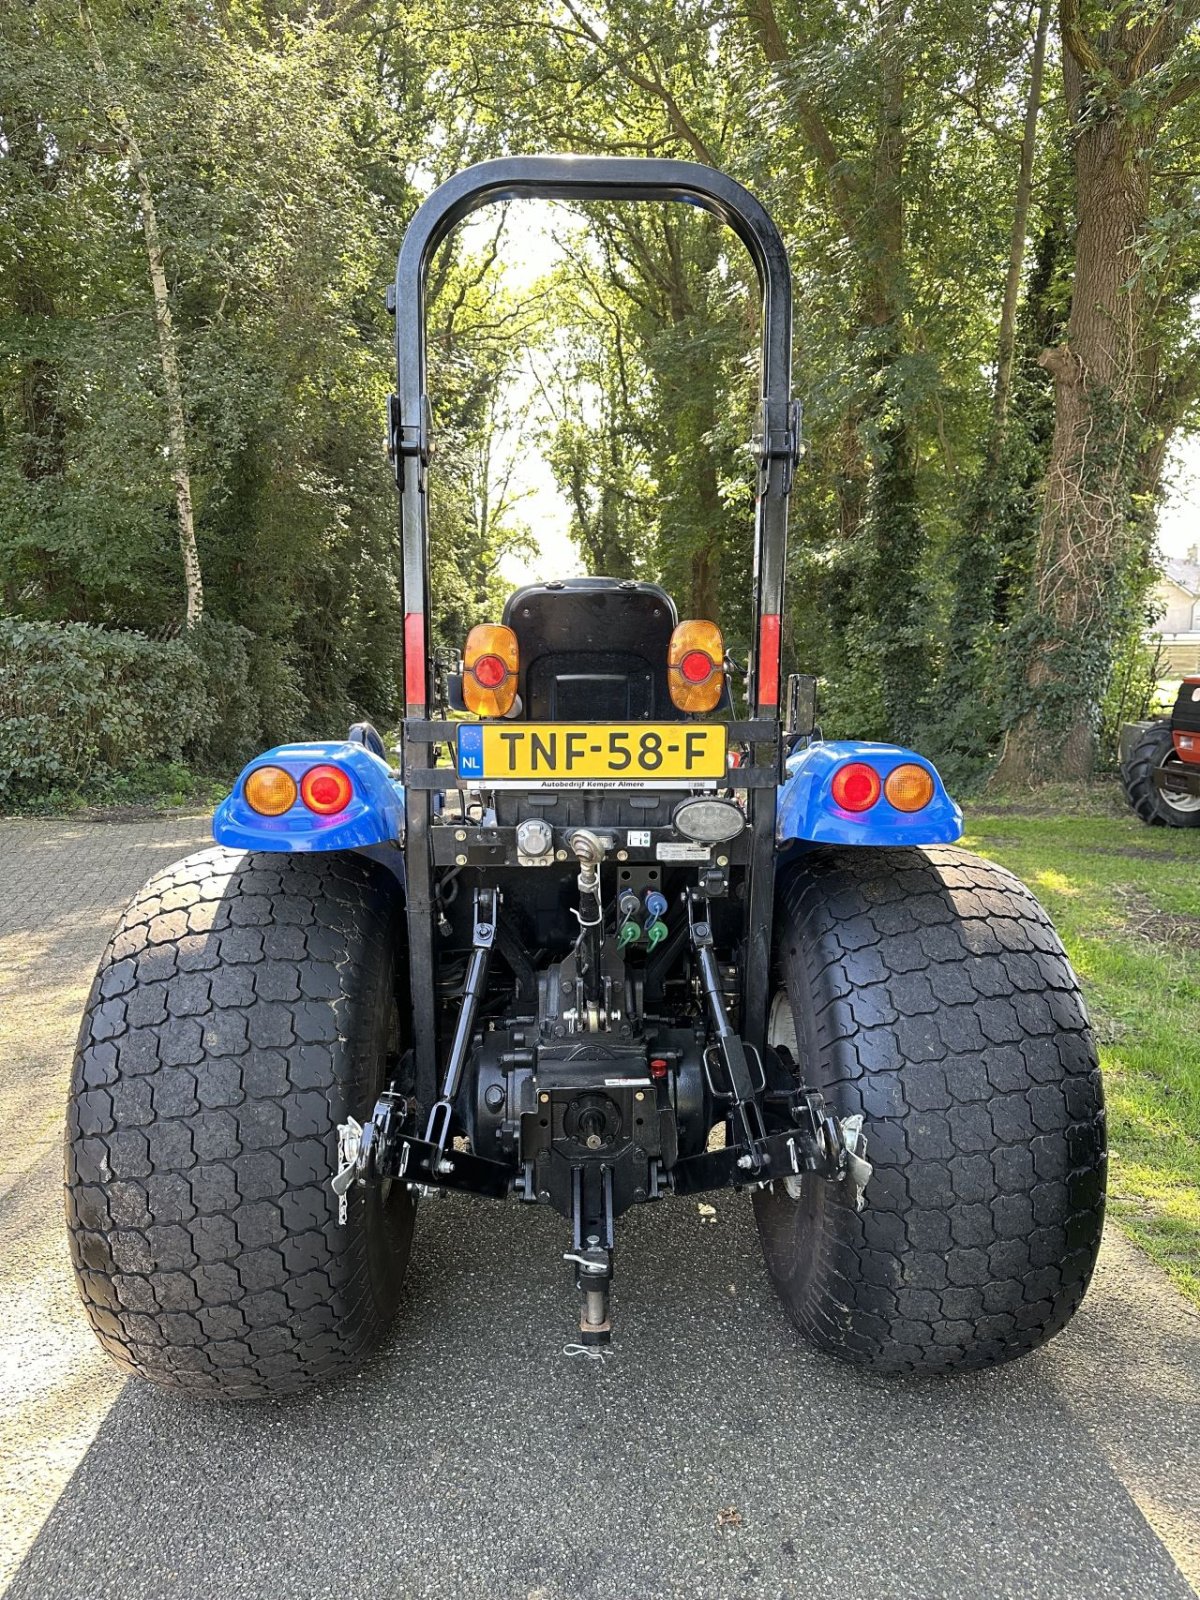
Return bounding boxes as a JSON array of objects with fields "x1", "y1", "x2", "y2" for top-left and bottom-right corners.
[{"x1": 0, "y1": 617, "x2": 255, "y2": 803}]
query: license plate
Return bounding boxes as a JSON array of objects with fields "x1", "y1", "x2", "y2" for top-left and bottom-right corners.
[{"x1": 456, "y1": 722, "x2": 727, "y2": 788}]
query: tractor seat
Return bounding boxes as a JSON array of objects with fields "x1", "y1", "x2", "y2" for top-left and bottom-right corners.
[{"x1": 502, "y1": 578, "x2": 680, "y2": 721}]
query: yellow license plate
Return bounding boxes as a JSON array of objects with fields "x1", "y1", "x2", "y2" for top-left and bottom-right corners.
[{"x1": 456, "y1": 722, "x2": 727, "y2": 788}]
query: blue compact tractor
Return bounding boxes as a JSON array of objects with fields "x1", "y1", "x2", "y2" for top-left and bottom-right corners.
[{"x1": 67, "y1": 158, "x2": 1105, "y2": 1397}]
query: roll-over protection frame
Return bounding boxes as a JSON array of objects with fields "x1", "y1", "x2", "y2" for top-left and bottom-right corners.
[{"x1": 389, "y1": 156, "x2": 800, "y2": 1105}]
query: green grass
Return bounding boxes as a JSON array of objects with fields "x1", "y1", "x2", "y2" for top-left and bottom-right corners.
[
  {"x1": 963, "y1": 800, "x2": 1200, "y2": 1304},
  {"x1": 1, "y1": 760, "x2": 229, "y2": 819}
]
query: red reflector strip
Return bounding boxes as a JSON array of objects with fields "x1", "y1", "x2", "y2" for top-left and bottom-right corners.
[
  {"x1": 757, "y1": 613, "x2": 781, "y2": 709},
  {"x1": 404, "y1": 611, "x2": 426, "y2": 709}
]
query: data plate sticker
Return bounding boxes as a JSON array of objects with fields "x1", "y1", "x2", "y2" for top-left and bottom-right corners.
[
  {"x1": 457, "y1": 722, "x2": 726, "y2": 788},
  {"x1": 656, "y1": 841, "x2": 711, "y2": 861}
]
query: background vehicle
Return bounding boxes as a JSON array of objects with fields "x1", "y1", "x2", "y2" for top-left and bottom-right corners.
[
  {"x1": 66, "y1": 158, "x2": 1106, "y2": 1398},
  {"x1": 1120, "y1": 679, "x2": 1200, "y2": 827}
]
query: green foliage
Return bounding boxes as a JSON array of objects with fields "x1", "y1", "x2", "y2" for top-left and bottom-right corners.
[
  {"x1": 0, "y1": 0, "x2": 512, "y2": 771},
  {"x1": 184, "y1": 617, "x2": 297, "y2": 764},
  {"x1": 8, "y1": 759, "x2": 229, "y2": 818},
  {"x1": 0, "y1": 618, "x2": 214, "y2": 801},
  {"x1": 1098, "y1": 598, "x2": 1168, "y2": 770},
  {"x1": 1, "y1": 0, "x2": 1197, "y2": 797}
]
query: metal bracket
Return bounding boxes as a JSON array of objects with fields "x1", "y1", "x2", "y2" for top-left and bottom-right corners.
[
  {"x1": 688, "y1": 894, "x2": 770, "y2": 1170},
  {"x1": 753, "y1": 396, "x2": 803, "y2": 495},
  {"x1": 423, "y1": 888, "x2": 498, "y2": 1169},
  {"x1": 568, "y1": 1162, "x2": 615, "y2": 1345},
  {"x1": 378, "y1": 1133, "x2": 512, "y2": 1198},
  {"x1": 388, "y1": 392, "x2": 432, "y2": 488}
]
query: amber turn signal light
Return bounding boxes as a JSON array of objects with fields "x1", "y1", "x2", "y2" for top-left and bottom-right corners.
[
  {"x1": 244, "y1": 765, "x2": 297, "y2": 816},
  {"x1": 668, "y1": 620, "x2": 725, "y2": 713},
  {"x1": 464, "y1": 624, "x2": 519, "y2": 717},
  {"x1": 884, "y1": 763, "x2": 935, "y2": 812}
]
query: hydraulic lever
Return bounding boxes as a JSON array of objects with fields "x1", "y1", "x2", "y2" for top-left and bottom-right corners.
[{"x1": 567, "y1": 829, "x2": 607, "y2": 1020}]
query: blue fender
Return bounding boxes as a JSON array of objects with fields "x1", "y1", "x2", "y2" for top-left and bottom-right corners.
[
  {"x1": 777, "y1": 740, "x2": 962, "y2": 847},
  {"x1": 213, "y1": 741, "x2": 405, "y2": 853}
]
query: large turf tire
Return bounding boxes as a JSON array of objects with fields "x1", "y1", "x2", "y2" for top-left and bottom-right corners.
[
  {"x1": 754, "y1": 846, "x2": 1106, "y2": 1376},
  {"x1": 66, "y1": 846, "x2": 416, "y2": 1399},
  {"x1": 1119, "y1": 721, "x2": 1200, "y2": 827}
]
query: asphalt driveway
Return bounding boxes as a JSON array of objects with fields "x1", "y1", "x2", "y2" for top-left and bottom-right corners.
[{"x1": 2, "y1": 816, "x2": 1198, "y2": 1600}]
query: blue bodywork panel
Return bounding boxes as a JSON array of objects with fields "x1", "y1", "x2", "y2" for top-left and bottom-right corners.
[
  {"x1": 214, "y1": 735, "x2": 956, "y2": 854},
  {"x1": 777, "y1": 740, "x2": 962, "y2": 847},
  {"x1": 213, "y1": 742, "x2": 404, "y2": 853}
]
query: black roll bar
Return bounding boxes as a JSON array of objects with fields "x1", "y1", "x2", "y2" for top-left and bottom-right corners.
[
  {"x1": 390, "y1": 156, "x2": 799, "y2": 1098},
  {"x1": 391, "y1": 155, "x2": 798, "y2": 717}
]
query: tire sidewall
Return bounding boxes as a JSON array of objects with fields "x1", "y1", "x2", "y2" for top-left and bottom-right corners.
[
  {"x1": 753, "y1": 972, "x2": 856, "y2": 1320},
  {"x1": 339, "y1": 864, "x2": 415, "y2": 1331}
]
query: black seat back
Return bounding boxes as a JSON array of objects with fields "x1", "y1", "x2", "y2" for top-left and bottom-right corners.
[{"x1": 502, "y1": 578, "x2": 680, "y2": 721}]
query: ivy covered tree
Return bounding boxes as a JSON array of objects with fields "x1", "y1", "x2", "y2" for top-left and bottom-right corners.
[{"x1": 995, "y1": 0, "x2": 1200, "y2": 782}]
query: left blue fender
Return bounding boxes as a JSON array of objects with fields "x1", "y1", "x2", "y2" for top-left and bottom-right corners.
[
  {"x1": 213, "y1": 741, "x2": 405, "y2": 853},
  {"x1": 777, "y1": 739, "x2": 962, "y2": 847}
]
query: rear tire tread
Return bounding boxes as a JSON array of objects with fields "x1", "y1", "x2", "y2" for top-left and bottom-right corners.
[
  {"x1": 66, "y1": 846, "x2": 412, "y2": 1400},
  {"x1": 756, "y1": 846, "x2": 1106, "y2": 1375}
]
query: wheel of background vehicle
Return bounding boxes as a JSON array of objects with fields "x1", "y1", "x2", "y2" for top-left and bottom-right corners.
[
  {"x1": 66, "y1": 846, "x2": 415, "y2": 1399},
  {"x1": 1119, "y1": 721, "x2": 1200, "y2": 828},
  {"x1": 754, "y1": 846, "x2": 1106, "y2": 1376}
]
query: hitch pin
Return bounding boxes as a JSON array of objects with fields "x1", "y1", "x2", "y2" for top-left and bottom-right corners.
[
  {"x1": 563, "y1": 1250, "x2": 607, "y2": 1271},
  {"x1": 332, "y1": 1116, "x2": 364, "y2": 1226}
]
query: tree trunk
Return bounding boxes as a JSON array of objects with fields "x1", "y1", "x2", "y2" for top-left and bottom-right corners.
[
  {"x1": 79, "y1": 2, "x2": 204, "y2": 630},
  {"x1": 991, "y1": 0, "x2": 1200, "y2": 785},
  {"x1": 861, "y1": 0, "x2": 925, "y2": 741},
  {"x1": 937, "y1": 6, "x2": 1053, "y2": 744},
  {"x1": 989, "y1": 0, "x2": 1050, "y2": 462},
  {"x1": 993, "y1": 48, "x2": 1149, "y2": 786}
]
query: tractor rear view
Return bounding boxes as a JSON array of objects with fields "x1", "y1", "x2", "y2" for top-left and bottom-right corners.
[
  {"x1": 65, "y1": 157, "x2": 1106, "y2": 1399},
  {"x1": 1120, "y1": 679, "x2": 1200, "y2": 826}
]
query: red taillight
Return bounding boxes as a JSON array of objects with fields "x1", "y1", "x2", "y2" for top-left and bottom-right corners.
[
  {"x1": 831, "y1": 762, "x2": 881, "y2": 812},
  {"x1": 680, "y1": 649, "x2": 714, "y2": 684},
  {"x1": 301, "y1": 764, "x2": 354, "y2": 815},
  {"x1": 473, "y1": 653, "x2": 507, "y2": 689}
]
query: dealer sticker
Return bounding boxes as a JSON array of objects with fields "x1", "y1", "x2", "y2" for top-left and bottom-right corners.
[{"x1": 656, "y1": 842, "x2": 711, "y2": 861}]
